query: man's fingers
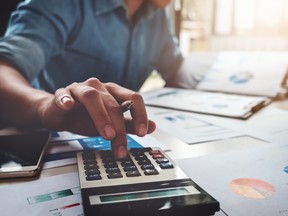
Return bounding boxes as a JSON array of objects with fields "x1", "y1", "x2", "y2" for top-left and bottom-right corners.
[
  {"x1": 124, "y1": 118, "x2": 156, "y2": 135},
  {"x1": 67, "y1": 80, "x2": 129, "y2": 159},
  {"x1": 53, "y1": 79, "x2": 154, "y2": 160},
  {"x1": 105, "y1": 82, "x2": 149, "y2": 137},
  {"x1": 82, "y1": 79, "x2": 129, "y2": 159},
  {"x1": 67, "y1": 82, "x2": 117, "y2": 140},
  {"x1": 54, "y1": 88, "x2": 75, "y2": 110}
]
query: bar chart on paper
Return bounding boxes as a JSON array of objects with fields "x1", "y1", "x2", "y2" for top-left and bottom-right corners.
[
  {"x1": 0, "y1": 172, "x2": 84, "y2": 216},
  {"x1": 27, "y1": 187, "x2": 83, "y2": 215},
  {"x1": 146, "y1": 106, "x2": 244, "y2": 144}
]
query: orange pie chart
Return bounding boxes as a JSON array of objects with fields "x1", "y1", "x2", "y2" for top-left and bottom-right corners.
[{"x1": 229, "y1": 178, "x2": 276, "y2": 199}]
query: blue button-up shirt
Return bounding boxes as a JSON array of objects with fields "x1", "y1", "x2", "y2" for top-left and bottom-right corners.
[{"x1": 0, "y1": 0, "x2": 183, "y2": 92}]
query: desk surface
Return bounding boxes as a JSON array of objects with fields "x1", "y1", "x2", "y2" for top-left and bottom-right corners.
[{"x1": 0, "y1": 94, "x2": 287, "y2": 216}]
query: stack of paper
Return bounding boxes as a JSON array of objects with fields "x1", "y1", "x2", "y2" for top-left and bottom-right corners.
[{"x1": 144, "y1": 51, "x2": 288, "y2": 119}]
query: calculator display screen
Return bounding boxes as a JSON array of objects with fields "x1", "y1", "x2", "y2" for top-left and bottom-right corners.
[{"x1": 100, "y1": 188, "x2": 189, "y2": 203}]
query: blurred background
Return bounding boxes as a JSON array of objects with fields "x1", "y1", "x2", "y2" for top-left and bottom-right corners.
[
  {"x1": 174, "y1": 0, "x2": 288, "y2": 55},
  {"x1": 2, "y1": 0, "x2": 288, "y2": 53},
  {"x1": 142, "y1": 0, "x2": 288, "y2": 91}
]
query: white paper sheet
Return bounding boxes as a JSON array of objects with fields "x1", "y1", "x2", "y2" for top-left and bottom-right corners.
[
  {"x1": 176, "y1": 143, "x2": 288, "y2": 216},
  {"x1": 197, "y1": 51, "x2": 288, "y2": 97},
  {"x1": 146, "y1": 106, "x2": 244, "y2": 144},
  {"x1": 0, "y1": 172, "x2": 84, "y2": 216},
  {"x1": 188, "y1": 103, "x2": 288, "y2": 144}
]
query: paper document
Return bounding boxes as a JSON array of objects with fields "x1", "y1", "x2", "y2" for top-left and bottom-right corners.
[
  {"x1": 197, "y1": 51, "x2": 288, "y2": 98},
  {"x1": 176, "y1": 143, "x2": 288, "y2": 216},
  {"x1": 0, "y1": 172, "x2": 83, "y2": 216},
  {"x1": 146, "y1": 106, "x2": 244, "y2": 144},
  {"x1": 203, "y1": 104, "x2": 288, "y2": 144},
  {"x1": 144, "y1": 87, "x2": 270, "y2": 119}
]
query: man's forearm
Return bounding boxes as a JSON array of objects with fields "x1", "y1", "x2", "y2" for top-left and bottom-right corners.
[{"x1": 0, "y1": 62, "x2": 51, "y2": 128}]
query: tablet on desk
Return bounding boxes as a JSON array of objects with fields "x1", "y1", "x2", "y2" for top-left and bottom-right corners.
[{"x1": 0, "y1": 130, "x2": 50, "y2": 179}]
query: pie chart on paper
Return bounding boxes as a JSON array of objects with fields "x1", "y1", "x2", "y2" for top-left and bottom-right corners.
[{"x1": 229, "y1": 178, "x2": 276, "y2": 199}]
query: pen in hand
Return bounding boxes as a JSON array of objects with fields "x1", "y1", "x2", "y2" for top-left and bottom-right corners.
[{"x1": 121, "y1": 100, "x2": 134, "y2": 113}]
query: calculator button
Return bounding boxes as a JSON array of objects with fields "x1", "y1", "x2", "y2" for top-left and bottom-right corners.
[
  {"x1": 130, "y1": 151, "x2": 142, "y2": 157},
  {"x1": 104, "y1": 162, "x2": 118, "y2": 168},
  {"x1": 105, "y1": 167, "x2": 120, "y2": 173},
  {"x1": 144, "y1": 169, "x2": 159, "y2": 175},
  {"x1": 84, "y1": 164, "x2": 99, "y2": 170},
  {"x1": 107, "y1": 172, "x2": 123, "y2": 179},
  {"x1": 142, "y1": 147, "x2": 152, "y2": 152},
  {"x1": 137, "y1": 159, "x2": 151, "y2": 166},
  {"x1": 83, "y1": 159, "x2": 97, "y2": 165},
  {"x1": 120, "y1": 156, "x2": 133, "y2": 163},
  {"x1": 121, "y1": 160, "x2": 135, "y2": 166},
  {"x1": 129, "y1": 148, "x2": 140, "y2": 153},
  {"x1": 135, "y1": 154, "x2": 148, "y2": 161},
  {"x1": 86, "y1": 174, "x2": 102, "y2": 181},
  {"x1": 123, "y1": 165, "x2": 138, "y2": 172},
  {"x1": 126, "y1": 170, "x2": 141, "y2": 177},
  {"x1": 149, "y1": 150, "x2": 162, "y2": 155},
  {"x1": 155, "y1": 158, "x2": 169, "y2": 164},
  {"x1": 85, "y1": 169, "x2": 100, "y2": 175},
  {"x1": 130, "y1": 148, "x2": 150, "y2": 156},
  {"x1": 102, "y1": 157, "x2": 115, "y2": 163},
  {"x1": 152, "y1": 153, "x2": 165, "y2": 159},
  {"x1": 141, "y1": 164, "x2": 155, "y2": 170},
  {"x1": 160, "y1": 162, "x2": 174, "y2": 169},
  {"x1": 82, "y1": 151, "x2": 96, "y2": 160}
]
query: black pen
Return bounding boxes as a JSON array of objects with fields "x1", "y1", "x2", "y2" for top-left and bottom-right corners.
[{"x1": 121, "y1": 100, "x2": 134, "y2": 113}]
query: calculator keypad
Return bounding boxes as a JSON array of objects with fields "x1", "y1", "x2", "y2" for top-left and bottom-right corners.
[{"x1": 81, "y1": 147, "x2": 174, "y2": 181}]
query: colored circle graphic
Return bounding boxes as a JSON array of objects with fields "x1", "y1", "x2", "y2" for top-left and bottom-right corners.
[
  {"x1": 229, "y1": 178, "x2": 276, "y2": 199},
  {"x1": 229, "y1": 70, "x2": 253, "y2": 84},
  {"x1": 284, "y1": 166, "x2": 288, "y2": 174}
]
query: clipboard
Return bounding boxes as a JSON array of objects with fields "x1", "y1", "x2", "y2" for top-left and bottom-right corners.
[{"x1": 143, "y1": 88, "x2": 271, "y2": 119}]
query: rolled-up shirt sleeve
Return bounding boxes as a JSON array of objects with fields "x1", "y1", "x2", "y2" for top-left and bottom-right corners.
[
  {"x1": 0, "y1": 0, "x2": 80, "y2": 82},
  {"x1": 0, "y1": 36, "x2": 45, "y2": 82}
]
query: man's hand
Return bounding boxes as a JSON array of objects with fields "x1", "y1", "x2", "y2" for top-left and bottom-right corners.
[
  {"x1": 0, "y1": 63, "x2": 155, "y2": 159},
  {"x1": 38, "y1": 78, "x2": 156, "y2": 159}
]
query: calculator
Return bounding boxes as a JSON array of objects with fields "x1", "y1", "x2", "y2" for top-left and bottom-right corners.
[{"x1": 76, "y1": 147, "x2": 220, "y2": 216}]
